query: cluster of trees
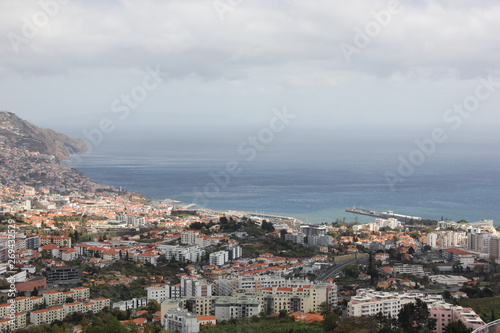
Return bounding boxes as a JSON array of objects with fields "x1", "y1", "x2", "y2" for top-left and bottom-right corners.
[
  {"x1": 189, "y1": 216, "x2": 269, "y2": 237},
  {"x1": 198, "y1": 299, "x2": 474, "y2": 333},
  {"x1": 0, "y1": 212, "x2": 24, "y2": 224},
  {"x1": 321, "y1": 299, "x2": 472, "y2": 333},
  {"x1": 201, "y1": 312, "x2": 323, "y2": 333},
  {"x1": 91, "y1": 279, "x2": 147, "y2": 302},
  {"x1": 15, "y1": 307, "x2": 164, "y2": 333},
  {"x1": 12, "y1": 298, "x2": 477, "y2": 333},
  {"x1": 460, "y1": 285, "x2": 494, "y2": 298},
  {"x1": 251, "y1": 234, "x2": 318, "y2": 258}
]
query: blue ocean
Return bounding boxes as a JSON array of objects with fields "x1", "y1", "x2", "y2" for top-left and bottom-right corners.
[{"x1": 67, "y1": 137, "x2": 500, "y2": 225}]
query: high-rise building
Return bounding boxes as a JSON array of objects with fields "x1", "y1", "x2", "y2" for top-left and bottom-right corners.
[
  {"x1": 489, "y1": 237, "x2": 500, "y2": 260},
  {"x1": 164, "y1": 308, "x2": 200, "y2": 333}
]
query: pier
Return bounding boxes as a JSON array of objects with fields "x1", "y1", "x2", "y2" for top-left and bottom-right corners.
[{"x1": 345, "y1": 207, "x2": 422, "y2": 222}]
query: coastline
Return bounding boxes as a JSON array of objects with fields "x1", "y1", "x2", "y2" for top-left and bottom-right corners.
[{"x1": 66, "y1": 152, "x2": 500, "y2": 226}]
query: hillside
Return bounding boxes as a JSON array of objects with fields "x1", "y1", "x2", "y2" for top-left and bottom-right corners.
[{"x1": 0, "y1": 111, "x2": 87, "y2": 161}]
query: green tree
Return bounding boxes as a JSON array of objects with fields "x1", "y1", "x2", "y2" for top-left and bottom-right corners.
[
  {"x1": 146, "y1": 300, "x2": 160, "y2": 313},
  {"x1": 261, "y1": 220, "x2": 275, "y2": 232},
  {"x1": 444, "y1": 321, "x2": 472, "y2": 333},
  {"x1": 323, "y1": 313, "x2": 339, "y2": 332},
  {"x1": 84, "y1": 313, "x2": 138, "y2": 333},
  {"x1": 280, "y1": 229, "x2": 288, "y2": 239},
  {"x1": 333, "y1": 316, "x2": 378, "y2": 333},
  {"x1": 398, "y1": 298, "x2": 436, "y2": 333},
  {"x1": 279, "y1": 309, "x2": 289, "y2": 318},
  {"x1": 343, "y1": 264, "x2": 360, "y2": 279}
]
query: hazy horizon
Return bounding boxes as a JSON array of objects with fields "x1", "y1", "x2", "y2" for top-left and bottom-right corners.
[{"x1": 2, "y1": 1, "x2": 500, "y2": 220}]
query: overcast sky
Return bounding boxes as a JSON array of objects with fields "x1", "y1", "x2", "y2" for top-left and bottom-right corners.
[{"x1": 1, "y1": 0, "x2": 500, "y2": 153}]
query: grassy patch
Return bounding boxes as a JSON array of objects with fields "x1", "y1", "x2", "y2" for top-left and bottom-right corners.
[{"x1": 459, "y1": 296, "x2": 500, "y2": 322}]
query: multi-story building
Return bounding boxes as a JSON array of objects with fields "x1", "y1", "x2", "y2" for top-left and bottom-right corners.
[
  {"x1": 347, "y1": 289, "x2": 443, "y2": 318},
  {"x1": 216, "y1": 275, "x2": 323, "y2": 296},
  {"x1": 112, "y1": 298, "x2": 148, "y2": 311},
  {"x1": 0, "y1": 318, "x2": 12, "y2": 332},
  {"x1": 24, "y1": 235, "x2": 40, "y2": 250},
  {"x1": 299, "y1": 224, "x2": 327, "y2": 237},
  {"x1": 135, "y1": 251, "x2": 160, "y2": 266},
  {"x1": 489, "y1": 237, "x2": 500, "y2": 260},
  {"x1": 71, "y1": 287, "x2": 90, "y2": 302},
  {"x1": 442, "y1": 248, "x2": 475, "y2": 267},
  {"x1": 261, "y1": 283, "x2": 337, "y2": 313},
  {"x1": 12, "y1": 312, "x2": 27, "y2": 331},
  {"x1": 427, "y1": 233, "x2": 438, "y2": 248},
  {"x1": 30, "y1": 306, "x2": 65, "y2": 326},
  {"x1": 181, "y1": 232, "x2": 198, "y2": 245},
  {"x1": 92, "y1": 298, "x2": 111, "y2": 311},
  {"x1": 164, "y1": 308, "x2": 200, "y2": 333},
  {"x1": 147, "y1": 284, "x2": 182, "y2": 303},
  {"x1": 63, "y1": 302, "x2": 84, "y2": 315},
  {"x1": 215, "y1": 275, "x2": 311, "y2": 296},
  {"x1": 466, "y1": 228, "x2": 496, "y2": 253},
  {"x1": 43, "y1": 291, "x2": 64, "y2": 307},
  {"x1": 158, "y1": 245, "x2": 206, "y2": 263},
  {"x1": 181, "y1": 276, "x2": 213, "y2": 298},
  {"x1": 393, "y1": 264, "x2": 425, "y2": 276},
  {"x1": 29, "y1": 297, "x2": 110, "y2": 326},
  {"x1": 0, "y1": 313, "x2": 27, "y2": 332},
  {"x1": 209, "y1": 251, "x2": 228, "y2": 266},
  {"x1": 427, "y1": 232, "x2": 467, "y2": 249},
  {"x1": 46, "y1": 266, "x2": 82, "y2": 284},
  {"x1": 227, "y1": 245, "x2": 242, "y2": 261},
  {"x1": 307, "y1": 235, "x2": 333, "y2": 247},
  {"x1": 214, "y1": 296, "x2": 261, "y2": 321},
  {"x1": 285, "y1": 233, "x2": 305, "y2": 245},
  {"x1": 39, "y1": 236, "x2": 72, "y2": 248},
  {"x1": 181, "y1": 297, "x2": 215, "y2": 316},
  {"x1": 430, "y1": 303, "x2": 485, "y2": 333},
  {"x1": 116, "y1": 213, "x2": 146, "y2": 227}
]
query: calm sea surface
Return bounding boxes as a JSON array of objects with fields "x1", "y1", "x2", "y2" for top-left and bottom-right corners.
[{"x1": 68, "y1": 142, "x2": 500, "y2": 225}]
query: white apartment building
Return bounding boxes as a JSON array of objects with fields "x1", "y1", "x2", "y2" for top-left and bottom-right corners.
[
  {"x1": 181, "y1": 231, "x2": 198, "y2": 245},
  {"x1": 261, "y1": 283, "x2": 338, "y2": 313},
  {"x1": 30, "y1": 298, "x2": 110, "y2": 326},
  {"x1": 227, "y1": 245, "x2": 242, "y2": 260},
  {"x1": 181, "y1": 276, "x2": 213, "y2": 298},
  {"x1": 347, "y1": 289, "x2": 442, "y2": 318},
  {"x1": 164, "y1": 308, "x2": 200, "y2": 333},
  {"x1": 427, "y1": 233, "x2": 438, "y2": 248},
  {"x1": 158, "y1": 245, "x2": 206, "y2": 263},
  {"x1": 299, "y1": 224, "x2": 327, "y2": 236},
  {"x1": 112, "y1": 297, "x2": 148, "y2": 311},
  {"x1": 214, "y1": 296, "x2": 261, "y2": 321},
  {"x1": 209, "y1": 251, "x2": 229, "y2": 266},
  {"x1": 307, "y1": 235, "x2": 333, "y2": 247},
  {"x1": 393, "y1": 264, "x2": 424, "y2": 276},
  {"x1": 285, "y1": 233, "x2": 305, "y2": 244},
  {"x1": 147, "y1": 284, "x2": 182, "y2": 303},
  {"x1": 215, "y1": 275, "x2": 314, "y2": 296},
  {"x1": 427, "y1": 231, "x2": 467, "y2": 249}
]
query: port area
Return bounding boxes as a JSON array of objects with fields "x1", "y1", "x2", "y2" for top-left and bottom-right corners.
[{"x1": 345, "y1": 207, "x2": 422, "y2": 223}]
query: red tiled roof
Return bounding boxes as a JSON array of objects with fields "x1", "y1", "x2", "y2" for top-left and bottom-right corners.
[{"x1": 444, "y1": 248, "x2": 473, "y2": 255}]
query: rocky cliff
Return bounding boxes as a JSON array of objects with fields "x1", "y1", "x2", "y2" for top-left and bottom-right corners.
[{"x1": 0, "y1": 111, "x2": 87, "y2": 160}]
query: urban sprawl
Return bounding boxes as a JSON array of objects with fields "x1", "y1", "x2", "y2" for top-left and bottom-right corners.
[{"x1": 0, "y1": 115, "x2": 500, "y2": 333}]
